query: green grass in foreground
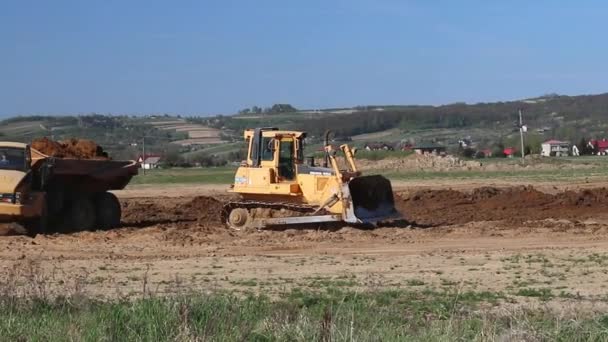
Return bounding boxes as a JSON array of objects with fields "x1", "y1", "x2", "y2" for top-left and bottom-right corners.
[{"x1": 1, "y1": 288, "x2": 608, "y2": 341}]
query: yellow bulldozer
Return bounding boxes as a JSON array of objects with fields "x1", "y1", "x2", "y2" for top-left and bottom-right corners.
[{"x1": 221, "y1": 128, "x2": 399, "y2": 229}]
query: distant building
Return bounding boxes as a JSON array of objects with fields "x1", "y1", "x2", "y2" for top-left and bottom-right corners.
[
  {"x1": 412, "y1": 143, "x2": 446, "y2": 155},
  {"x1": 541, "y1": 140, "x2": 570, "y2": 157},
  {"x1": 364, "y1": 143, "x2": 394, "y2": 151},
  {"x1": 503, "y1": 147, "x2": 516, "y2": 158},
  {"x1": 588, "y1": 139, "x2": 608, "y2": 155},
  {"x1": 400, "y1": 143, "x2": 414, "y2": 151},
  {"x1": 137, "y1": 154, "x2": 162, "y2": 169},
  {"x1": 458, "y1": 138, "x2": 474, "y2": 148},
  {"x1": 479, "y1": 148, "x2": 493, "y2": 158}
]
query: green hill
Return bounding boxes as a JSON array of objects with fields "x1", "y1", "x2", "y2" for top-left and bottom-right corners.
[{"x1": 3, "y1": 92, "x2": 608, "y2": 162}]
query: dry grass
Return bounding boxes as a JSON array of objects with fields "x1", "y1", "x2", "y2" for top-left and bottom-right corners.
[{"x1": 1, "y1": 261, "x2": 608, "y2": 341}]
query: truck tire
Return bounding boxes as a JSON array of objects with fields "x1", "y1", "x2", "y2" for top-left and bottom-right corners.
[
  {"x1": 94, "y1": 192, "x2": 121, "y2": 230},
  {"x1": 63, "y1": 197, "x2": 96, "y2": 232},
  {"x1": 24, "y1": 197, "x2": 49, "y2": 236},
  {"x1": 46, "y1": 183, "x2": 65, "y2": 216}
]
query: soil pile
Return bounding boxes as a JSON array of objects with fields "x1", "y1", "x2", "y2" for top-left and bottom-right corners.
[
  {"x1": 121, "y1": 196, "x2": 223, "y2": 228},
  {"x1": 397, "y1": 186, "x2": 608, "y2": 226},
  {"x1": 182, "y1": 196, "x2": 224, "y2": 226},
  {"x1": 32, "y1": 137, "x2": 109, "y2": 159},
  {"x1": 356, "y1": 154, "x2": 482, "y2": 172},
  {"x1": 355, "y1": 154, "x2": 594, "y2": 172}
]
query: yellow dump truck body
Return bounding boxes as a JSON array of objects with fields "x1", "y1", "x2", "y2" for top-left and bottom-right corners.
[{"x1": 0, "y1": 141, "x2": 139, "y2": 234}]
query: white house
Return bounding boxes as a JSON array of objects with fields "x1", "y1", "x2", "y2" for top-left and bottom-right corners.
[
  {"x1": 541, "y1": 140, "x2": 570, "y2": 157},
  {"x1": 137, "y1": 155, "x2": 162, "y2": 169}
]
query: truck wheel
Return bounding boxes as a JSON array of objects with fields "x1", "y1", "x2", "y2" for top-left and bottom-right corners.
[
  {"x1": 25, "y1": 210, "x2": 48, "y2": 236},
  {"x1": 64, "y1": 197, "x2": 96, "y2": 232},
  {"x1": 94, "y1": 192, "x2": 121, "y2": 230},
  {"x1": 24, "y1": 198, "x2": 49, "y2": 236},
  {"x1": 46, "y1": 183, "x2": 65, "y2": 216}
]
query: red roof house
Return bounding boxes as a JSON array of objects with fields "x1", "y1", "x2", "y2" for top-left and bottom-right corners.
[
  {"x1": 589, "y1": 139, "x2": 608, "y2": 155},
  {"x1": 480, "y1": 148, "x2": 493, "y2": 157},
  {"x1": 503, "y1": 147, "x2": 516, "y2": 157}
]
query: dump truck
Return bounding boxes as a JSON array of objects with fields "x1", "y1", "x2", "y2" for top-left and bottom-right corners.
[
  {"x1": 0, "y1": 141, "x2": 138, "y2": 235},
  {"x1": 221, "y1": 128, "x2": 399, "y2": 229}
]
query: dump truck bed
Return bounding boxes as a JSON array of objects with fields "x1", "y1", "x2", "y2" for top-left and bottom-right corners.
[
  {"x1": 49, "y1": 158, "x2": 138, "y2": 190},
  {"x1": 31, "y1": 149, "x2": 139, "y2": 192}
]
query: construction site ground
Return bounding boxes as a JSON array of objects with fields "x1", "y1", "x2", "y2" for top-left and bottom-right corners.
[{"x1": 4, "y1": 178, "x2": 608, "y2": 312}]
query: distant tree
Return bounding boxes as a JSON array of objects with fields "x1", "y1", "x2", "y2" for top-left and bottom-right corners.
[
  {"x1": 163, "y1": 145, "x2": 184, "y2": 166},
  {"x1": 493, "y1": 142, "x2": 506, "y2": 158},
  {"x1": 268, "y1": 104, "x2": 297, "y2": 114},
  {"x1": 251, "y1": 106, "x2": 262, "y2": 114},
  {"x1": 578, "y1": 137, "x2": 591, "y2": 155},
  {"x1": 460, "y1": 147, "x2": 476, "y2": 158},
  {"x1": 238, "y1": 108, "x2": 251, "y2": 115}
]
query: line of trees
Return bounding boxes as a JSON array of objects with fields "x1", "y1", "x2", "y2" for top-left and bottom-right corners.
[{"x1": 238, "y1": 104, "x2": 298, "y2": 115}]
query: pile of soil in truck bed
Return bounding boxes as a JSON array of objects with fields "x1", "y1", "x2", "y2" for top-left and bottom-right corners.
[{"x1": 32, "y1": 137, "x2": 109, "y2": 160}]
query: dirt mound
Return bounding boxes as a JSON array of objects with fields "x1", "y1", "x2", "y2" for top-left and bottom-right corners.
[
  {"x1": 356, "y1": 154, "x2": 482, "y2": 172},
  {"x1": 397, "y1": 186, "x2": 608, "y2": 226},
  {"x1": 560, "y1": 188, "x2": 608, "y2": 206},
  {"x1": 32, "y1": 137, "x2": 109, "y2": 159},
  {"x1": 182, "y1": 196, "x2": 224, "y2": 226},
  {"x1": 121, "y1": 196, "x2": 223, "y2": 228},
  {"x1": 355, "y1": 153, "x2": 595, "y2": 173}
]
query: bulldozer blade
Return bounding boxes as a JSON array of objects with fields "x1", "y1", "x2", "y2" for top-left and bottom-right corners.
[{"x1": 348, "y1": 175, "x2": 399, "y2": 223}]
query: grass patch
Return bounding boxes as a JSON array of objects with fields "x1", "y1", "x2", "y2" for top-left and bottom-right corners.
[
  {"x1": 230, "y1": 279, "x2": 258, "y2": 287},
  {"x1": 125, "y1": 157, "x2": 608, "y2": 186},
  {"x1": 130, "y1": 167, "x2": 235, "y2": 185},
  {"x1": 3, "y1": 288, "x2": 608, "y2": 341},
  {"x1": 406, "y1": 279, "x2": 426, "y2": 286},
  {"x1": 380, "y1": 167, "x2": 608, "y2": 183},
  {"x1": 516, "y1": 288, "x2": 554, "y2": 301}
]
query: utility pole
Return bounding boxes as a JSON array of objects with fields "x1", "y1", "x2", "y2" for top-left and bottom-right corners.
[
  {"x1": 519, "y1": 109, "x2": 525, "y2": 165},
  {"x1": 142, "y1": 136, "x2": 146, "y2": 175}
]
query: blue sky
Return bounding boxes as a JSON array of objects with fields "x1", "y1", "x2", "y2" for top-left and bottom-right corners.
[{"x1": 1, "y1": 0, "x2": 607, "y2": 117}]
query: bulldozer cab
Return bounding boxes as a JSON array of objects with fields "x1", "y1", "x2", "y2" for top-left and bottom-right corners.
[{"x1": 245, "y1": 128, "x2": 304, "y2": 183}]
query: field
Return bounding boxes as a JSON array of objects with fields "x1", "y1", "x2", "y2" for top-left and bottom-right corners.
[
  {"x1": 147, "y1": 119, "x2": 223, "y2": 146},
  {"x1": 5, "y1": 159, "x2": 608, "y2": 339}
]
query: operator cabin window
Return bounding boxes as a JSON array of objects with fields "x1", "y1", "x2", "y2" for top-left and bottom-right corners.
[
  {"x1": 0, "y1": 147, "x2": 25, "y2": 171},
  {"x1": 278, "y1": 139, "x2": 295, "y2": 180},
  {"x1": 261, "y1": 137, "x2": 274, "y2": 161}
]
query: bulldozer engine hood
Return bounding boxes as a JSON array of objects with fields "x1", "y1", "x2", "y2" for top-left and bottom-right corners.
[
  {"x1": 0, "y1": 170, "x2": 26, "y2": 193},
  {"x1": 297, "y1": 165, "x2": 334, "y2": 176}
]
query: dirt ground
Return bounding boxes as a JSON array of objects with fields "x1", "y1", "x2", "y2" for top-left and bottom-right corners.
[{"x1": 3, "y1": 181, "x2": 608, "y2": 308}]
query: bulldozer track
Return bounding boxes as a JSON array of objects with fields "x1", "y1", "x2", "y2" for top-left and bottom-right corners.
[{"x1": 221, "y1": 201, "x2": 323, "y2": 226}]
